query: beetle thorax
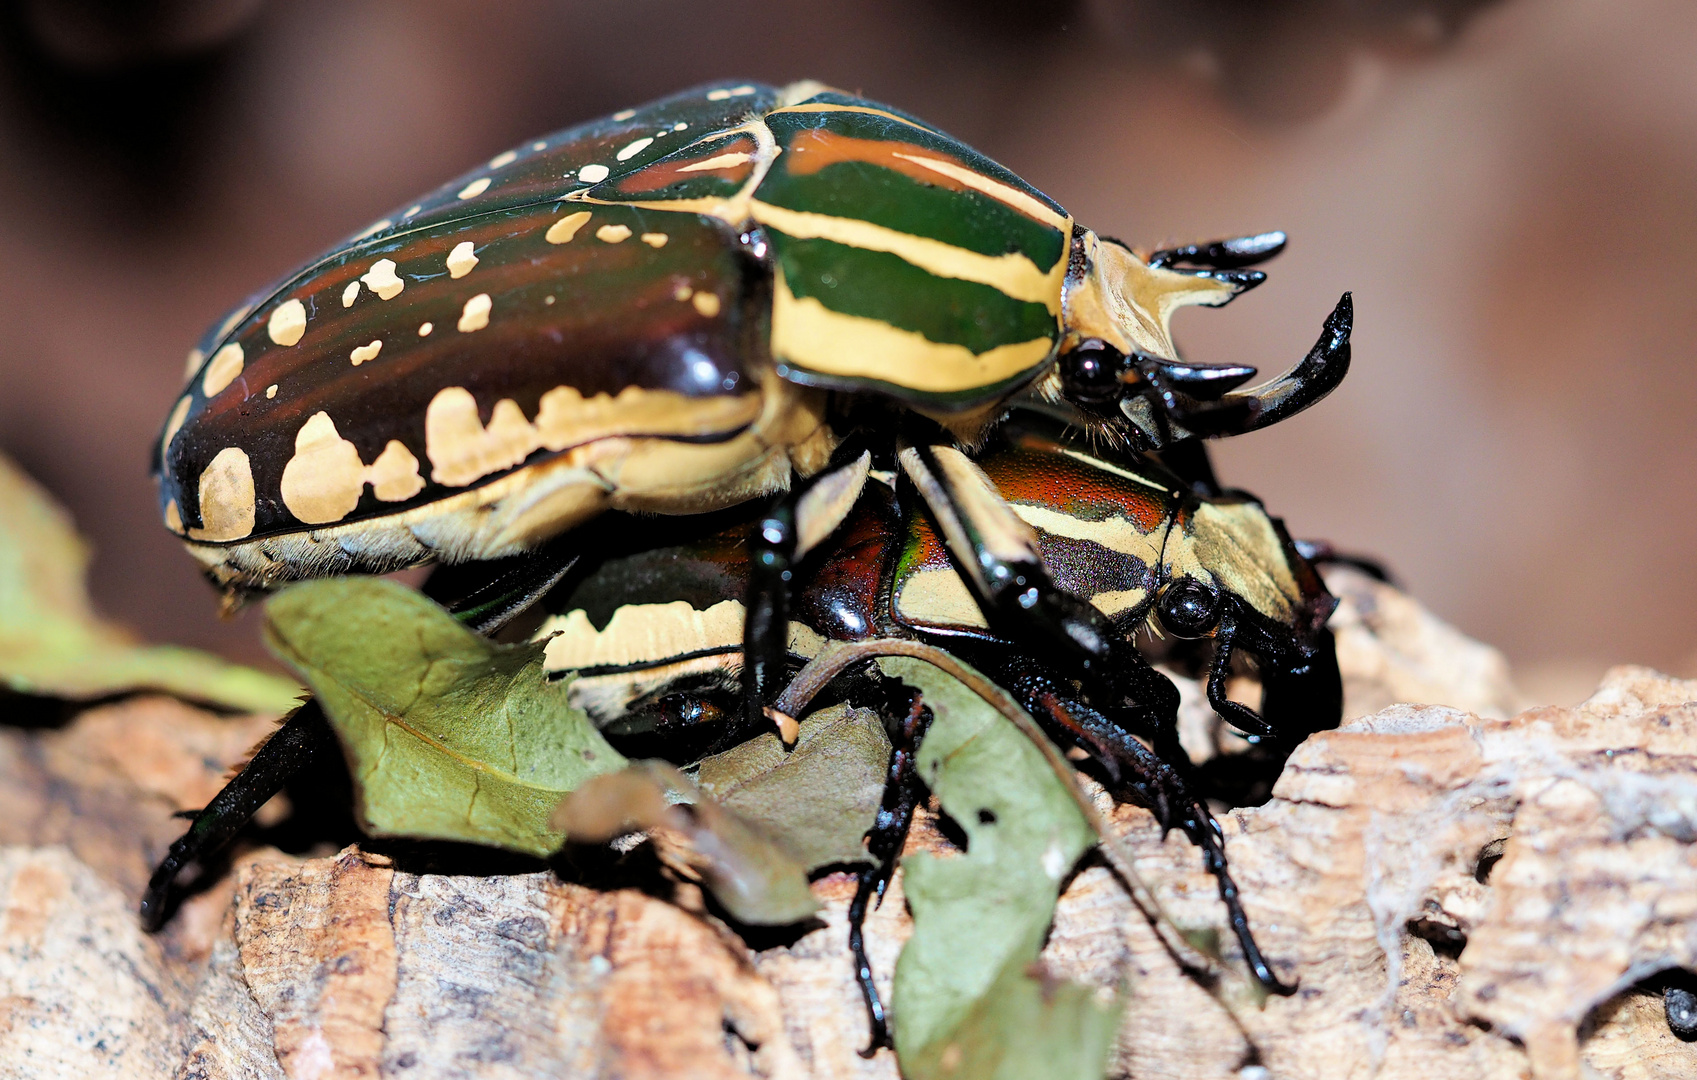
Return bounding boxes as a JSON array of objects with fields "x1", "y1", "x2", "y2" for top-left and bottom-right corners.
[{"x1": 1061, "y1": 231, "x2": 1238, "y2": 360}]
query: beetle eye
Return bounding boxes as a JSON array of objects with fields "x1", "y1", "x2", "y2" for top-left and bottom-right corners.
[
  {"x1": 1059, "y1": 340, "x2": 1127, "y2": 406},
  {"x1": 1155, "y1": 577, "x2": 1221, "y2": 638}
]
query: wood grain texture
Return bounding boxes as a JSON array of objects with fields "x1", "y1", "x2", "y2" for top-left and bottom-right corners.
[{"x1": 0, "y1": 571, "x2": 1692, "y2": 1078}]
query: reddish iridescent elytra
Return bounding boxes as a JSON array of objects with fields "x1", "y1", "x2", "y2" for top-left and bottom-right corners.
[{"x1": 157, "y1": 79, "x2": 1321, "y2": 592}]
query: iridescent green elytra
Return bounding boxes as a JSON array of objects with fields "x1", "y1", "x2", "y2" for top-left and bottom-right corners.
[{"x1": 154, "y1": 80, "x2": 1254, "y2": 589}]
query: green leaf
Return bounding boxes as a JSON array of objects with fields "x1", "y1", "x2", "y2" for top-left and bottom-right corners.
[
  {"x1": 880, "y1": 655, "x2": 1120, "y2": 1080},
  {"x1": 263, "y1": 577, "x2": 625, "y2": 856},
  {"x1": 695, "y1": 703, "x2": 891, "y2": 870},
  {"x1": 0, "y1": 453, "x2": 300, "y2": 712},
  {"x1": 554, "y1": 760, "x2": 820, "y2": 926}
]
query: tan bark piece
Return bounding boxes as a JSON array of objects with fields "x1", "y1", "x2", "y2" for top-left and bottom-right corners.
[
  {"x1": 0, "y1": 845, "x2": 181, "y2": 1079},
  {"x1": 1, "y1": 587, "x2": 1692, "y2": 1079}
]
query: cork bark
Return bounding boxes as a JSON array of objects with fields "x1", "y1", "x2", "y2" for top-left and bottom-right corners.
[{"x1": 0, "y1": 570, "x2": 1693, "y2": 1080}]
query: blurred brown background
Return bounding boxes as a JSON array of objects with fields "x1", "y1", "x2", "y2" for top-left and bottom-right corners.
[{"x1": 0, "y1": 0, "x2": 1690, "y2": 699}]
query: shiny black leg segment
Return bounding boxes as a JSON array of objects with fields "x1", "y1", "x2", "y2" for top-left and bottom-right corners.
[
  {"x1": 742, "y1": 435, "x2": 876, "y2": 734},
  {"x1": 1293, "y1": 539, "x2": 1397, "y2": 587},
  {"x1": 850, "y1": 685, "x2": 933, "y2": 1057},
  {"x1": 744, "y1": 500, "x2": 796, "y2": 733},
  {"x1": 138, "y1": 699, "x2": 336, "y2": 930},
  {"x1": 140, "y1": 549, "x2": 577, "y2": 930},
  {"x1": 990, "y1": 650, "x2": 1295, "y2": 994},
  {"x1": 897, "y1": 440, "x2": 1118, "y2": 690},
  {"x1": 1205, "y1": 620, "x2": 1277, "y2": 742}
]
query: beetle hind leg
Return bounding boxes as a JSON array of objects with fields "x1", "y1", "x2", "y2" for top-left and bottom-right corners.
[
  {"x1": 849, "y1": 682, "x2": 934, "y2": 1056},
  {"x1": 139, "y1": 700, "x2": 337, "y2": 930}
]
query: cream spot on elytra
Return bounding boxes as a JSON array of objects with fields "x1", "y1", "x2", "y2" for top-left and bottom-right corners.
[
  {"x1": 268, "y1": 299, "x2": 307, "y2": 346},
  {"x1": 673, "y1": 122, "x2": 687, "y2": 131},
  {"x1": 161, "y1": 395, "x2": 191, "y2": 462},
  {"x1": 577, "y1": 163, "x2": 610, "y2": 184},
  {"x1": 616, "y1": 137, "x2": 653, "y2": 161},
  {"x1": 546, "y1": 211, "x2": 592, "y2": 244},
  {"x1": 403, "y1": 204, "x2": 422, "y2": 218},
  {"x1": 266, "y1": 384, "x2": 278, "y2": 399},
  {"x1": 182, "y1": 348, "x2": 204, "y2": 381},
  {"x1": 612, "y1": 109, "x2": 636, "y2": 121},
  {"x1": 489, "y1": 150, "x2": 518, "y2": 168},
  {"x1": 419, "y1": 322, "x2": 434, "y2": 336},
  {"x1": 692, "y1": 292, "x2": 721, "y2": 317},
  {"x1": 458, "y1": 177, "x2": 491, "y2": 199},
  {"x1": 446, "y1": 241, "x2": 479, "y2": 279},
  {"x1": 596, "y1": 224, "x2": 631, "y2": 244},
  {"x1": 640, "y1": 233, "x2": 668, "y2": 248},
  {"x1": 706, "y1": 85, "x2": 755, "y2": 101},
  {"x1": 350, "y1": 340, "x2": 382, "y2": 366},
  {"x1": 361, "y1": 259, "x2": 405, "y2": 300},
  {"x1": 191, "y1": 447, "x2": 256, "y2": 541},
  {"x1": 341, "y1": 281, "x2": 360, "y2": 308},
  {"x1": 531, "y1": 141, "x2": 546, "y2": 151},
  {"x1": 354, "y1": 219, "x2": 392, "y2": 240},
  {"x1": 459, "y1": 294, "x2": 492, "y2": 332},
  {"x1": 279, "y1": 413, "x2": 426, "y2": 523},
  {"x1": 280, "y1": 412, "x2": 364, "y2": 524},
  {"x1": 368, "y1": 441, "x2": 424, "y2": 502},
  {"x1": 673, "y1": 284, "x2": 693, "y2": 302},
  {"x1": 202, "y1": 343, "x2": 244, "y2": 396},
  {"x1": 544, "y1": 295, "x2": 556, "y2": 305}
]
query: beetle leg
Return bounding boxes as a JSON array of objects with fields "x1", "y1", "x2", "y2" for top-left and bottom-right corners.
[
  {"x1": 849, "y1": 683, "x2": 933, "y2": 1057},
  {"x1": 1205, "y1": 617, "x2": 1278, "y2": 742},
  {"x1": 139, "y1": 556, "x2": 570, "y2": 930},
  {"x1": 138, "y1": 699, "x2": 336, "y2": 930},
  {"x1": 1292, "y1": 539, "x2": 1397, "y2": 586},
  {"x1": 987, "y1": 649, "x2": 1294, "y2": 993},
  {"x1": 896, "y1": 441, "x2": 1116, "y2": 682},
  {"x1": 743, "y1": 446, "x2": 873, "y2": 733}
]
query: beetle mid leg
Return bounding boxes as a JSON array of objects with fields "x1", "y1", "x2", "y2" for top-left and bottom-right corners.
[
  {"x1": 849, "y1": 680, "x2": 934, "y2": 1056},
  {"x1": 138, "y1": 553, "x2": 574, "y2": 930},
  {"x1": 743, "y1": 441, "x2": 873, "y2": 734},
  {"x1": 895, "y1": 440, "x2": 1118, "y2": 688},
  {"x1": 991, "y1": 647, "x2": 1296, "y2": 994}
]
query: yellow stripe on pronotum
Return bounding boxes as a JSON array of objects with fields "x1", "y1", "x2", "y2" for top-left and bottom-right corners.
[
  {"x1": 769, "y1": 271, "x2": 1053, "y2": 392},
  {"x1": 751, "y1": 200, "x2": 1066, "y2": 313}
]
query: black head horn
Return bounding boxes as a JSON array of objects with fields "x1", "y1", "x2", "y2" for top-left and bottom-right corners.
[{"x1": 1142, "y1": 292, "x2": 1352, "y2": 439}]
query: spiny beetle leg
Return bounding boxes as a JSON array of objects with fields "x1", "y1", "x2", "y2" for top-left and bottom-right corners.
[
  {"x1": 138, "y1": 699, "x2": 336, "y2": 930},
  {"x1": 742, "y1": 437, "x2": 876, "y2": 734},
  {"x1": 850, "y1": 683, "x2": 934, "y2": 1057},
  {"x1": 896, "y1": 440, "x2": 1117, "y2": 688},
  {"x1": 991, "y1": 651, "x2": 1294, "y2": 994},
  {"x1": 140, "y1": 550, "x2": 576, "y2": 930},
  {"x1": 1293, "y1": 538, "x2": 1398, "y2": 586},
  {"x1": 1205, "y1": 618, "x2": 1278, "y2": 743}
]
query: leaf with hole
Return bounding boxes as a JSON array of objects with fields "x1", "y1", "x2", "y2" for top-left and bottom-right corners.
[{"x1": 264, "y1": 577, "x2": 624, "y2": 856}]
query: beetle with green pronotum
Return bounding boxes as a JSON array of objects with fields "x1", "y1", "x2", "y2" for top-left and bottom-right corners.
[{"x1": 153, "y1": 79, "x2": 1351, "y2": 732}]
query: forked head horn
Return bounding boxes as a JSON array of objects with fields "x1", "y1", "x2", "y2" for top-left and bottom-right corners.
[{"x1": 1130, "y1": 292, "x2": 1352, "y2": 439}]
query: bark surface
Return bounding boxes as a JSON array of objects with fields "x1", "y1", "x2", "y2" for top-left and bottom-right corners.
[{"x1": 0, "y1": 571, "x2": 1692, "y2": 1080}]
